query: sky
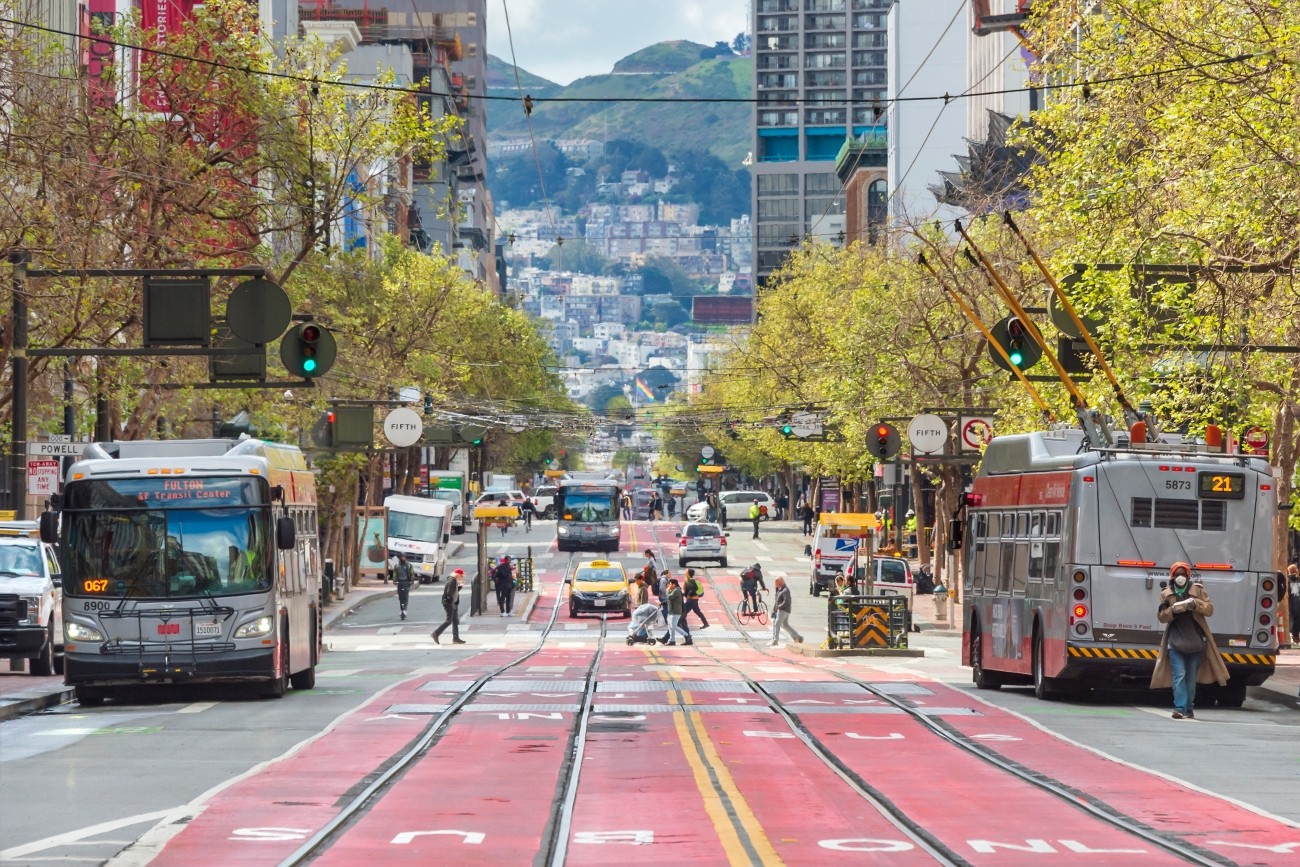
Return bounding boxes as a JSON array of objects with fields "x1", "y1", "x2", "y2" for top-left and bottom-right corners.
[{"x1": 485, "y1": 0, "x2": 748, "y2": 85}]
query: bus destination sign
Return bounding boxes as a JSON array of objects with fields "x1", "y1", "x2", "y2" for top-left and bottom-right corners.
[{"x1": 1198, "y1": 471, "x2": 1245, "y2": 500}]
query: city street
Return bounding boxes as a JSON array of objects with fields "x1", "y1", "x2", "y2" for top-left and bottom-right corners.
[{"x1": 1, "y1": 518, "x2": 1297, "y2": 865}]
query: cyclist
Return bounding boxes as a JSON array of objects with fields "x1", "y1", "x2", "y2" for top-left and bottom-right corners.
[{"x1": 739, "y1": 562, "x2": 768, "y2": 615}]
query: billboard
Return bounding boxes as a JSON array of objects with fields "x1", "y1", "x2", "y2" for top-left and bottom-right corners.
[{"x1": 691, "y1": 296, "x2": 753, "y2": 324}]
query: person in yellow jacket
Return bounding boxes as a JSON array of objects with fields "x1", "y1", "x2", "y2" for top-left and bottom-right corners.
[{"x1": 749, "y1": 498, "x2": 762, "y2": 539}]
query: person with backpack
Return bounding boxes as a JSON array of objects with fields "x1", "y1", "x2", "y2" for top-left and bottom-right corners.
[
  {"x1": 740, "y1": 563, "x2": 768, "y2": 616},
  {"x1": 393, "y1": 552, "x2": 414, "y2": 620},
  {"x1": 681, "y1": 568, "x2": 709, "y2": 630},
  {"x1": 664, "y1": 578, "x2": 692, "y2": 646},
  {"x1": 431, "y1": 568, "x2": 467, "y2": 644},
  {"x1": 492, "y1": 556, "x2": 515, "y2": 617}
]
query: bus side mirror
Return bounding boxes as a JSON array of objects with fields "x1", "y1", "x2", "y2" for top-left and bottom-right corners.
[
  {"x1": 276, "y1": 515, "x2": 296, "y2": 550},
  {"x1": 39, "y1": 511, "x2": 59, "y2": 544},
  {"x1": 947, "y1": 519, "x2": 963, "y2": 550}
]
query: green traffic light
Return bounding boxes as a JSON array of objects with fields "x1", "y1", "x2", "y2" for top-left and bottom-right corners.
[
  {"x1": 1008, "y1": 349, "x2": 1024, "y2": 366},
  {"x1": 782, "y1": 425, "x2": 793, "y2": 435},
  {"x1": 303, "y1": 357, "x2": 318, "y2": 373}
]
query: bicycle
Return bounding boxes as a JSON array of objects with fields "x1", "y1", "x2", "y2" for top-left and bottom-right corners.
[{"x1": 736, "y1": 592, "x2": 768, "y2": 626}]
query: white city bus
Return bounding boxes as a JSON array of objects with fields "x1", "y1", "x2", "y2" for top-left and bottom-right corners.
[
  {"x1": 45, "y1": 438, "x2": 322, "y2": 706},
  {"x1": 962, "y1": 428, "x2": 1278, "y2": 705}
]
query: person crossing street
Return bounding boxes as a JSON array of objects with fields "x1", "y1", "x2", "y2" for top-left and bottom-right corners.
[
  {"x1": 682, "y1": 568, "x2": 709, "y2": 630},
  {"x1": 393, "y1": 552, "x2": 414, "y2": 620},
  {"x1": 432, "y1": 568, "x2": 467, "y2": 644},
  {"x1": 771, "y1": 576, "x2": 803, "y2": 647}
]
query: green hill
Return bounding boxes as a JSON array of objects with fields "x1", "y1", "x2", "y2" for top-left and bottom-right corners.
[{"x1": 486, "y1": 43, "x2": 751, "y2": 168}]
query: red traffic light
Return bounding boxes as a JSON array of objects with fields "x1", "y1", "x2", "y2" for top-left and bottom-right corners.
[
  {"x1": 300, "y1": 324, "x2": 322, "y2": 343},
  {"x1": 876, "y1": 425, "x2": 890, "y2": 438},
  {"x1": 1006, "y1": 318, "x2": 1026, "y2": 338},
  {"x1": 326, "y1": 410, "x2": 336, "y2": 424}
]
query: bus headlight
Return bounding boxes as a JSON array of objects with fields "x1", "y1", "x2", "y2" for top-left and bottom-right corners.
[
  {"x1": 557, "y1": 526, "x2": 570, "y2": 536},
  {"x1": 20, "y1": 596, "x2": 42, "y2": 626},
  {"x1": 235, "y1": 616, "x2": 274, "y2": 638},
  {"x1": 66, "y1": 621, "x2": 104, "y2": 642}
]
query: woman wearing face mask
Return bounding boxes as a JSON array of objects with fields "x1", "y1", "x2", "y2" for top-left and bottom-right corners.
[{"x1": 1150, "y1": 562, "x2": 1229, "y2": 719}]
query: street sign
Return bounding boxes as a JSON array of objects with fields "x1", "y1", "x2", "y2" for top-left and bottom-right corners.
[
  {"x1": 383, "y1": 407, "x2": 423, "y2": 447},
  {"x1": 27, "y1": 441, "x2": 86, "y2": 457},
  {"x1": 790, "y1": 411, "x2": 823, "y2": 438},
  {"x1": 27, "y1": 459, "x2": 59, "y2": 496},
  {"x1": 700, "y1": 445, "x2": 715, "y2": 460},
  {"x1": 907, "y1": 413, "x2": 947, "y2": 454},
  {"x1": 1240, "y1": 425, "x2": 1269, "y2": 456},
  {"x1": 959, "y1": 416, "x2": 995, "y2": 452}
]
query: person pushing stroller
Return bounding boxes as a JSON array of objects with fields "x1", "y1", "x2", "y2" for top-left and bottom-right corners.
[{"x1": 626, "y1": 602, "x2": 664, "y2": 645}]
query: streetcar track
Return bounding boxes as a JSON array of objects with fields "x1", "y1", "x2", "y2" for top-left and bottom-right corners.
[
  {"x1": 279, "y1": 553, "x2": 602, "y2": 866},
  {"x1": 672, "y1": 535, "x2": 1231, "y2": 866}
]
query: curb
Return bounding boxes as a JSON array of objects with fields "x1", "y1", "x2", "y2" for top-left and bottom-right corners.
[{"x1": 0, "y1": 685, "x2": 75, "y2": 722}]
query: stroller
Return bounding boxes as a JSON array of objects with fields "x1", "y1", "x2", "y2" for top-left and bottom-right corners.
[{"x1": 626, "y1": 603, "x2": 663, "y2": 646}]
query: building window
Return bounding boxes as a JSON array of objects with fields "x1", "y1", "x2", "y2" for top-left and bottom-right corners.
[
  {"x1": 805, "y1": 52, "x2": 846, "y2": 69},
  {"x1": 757, "y1": 223, "x2": 801, "y2": 244},
  {"x1": 758, "y1": 135, "x2": 799, "y2": 161},
  {"x1": 759, "y1": 198, "x2": 800, "y2": 221},
  {"x1": 805, "y1": 197, "x2": 844, "y2": 220},
  {"x1": 805, "y1": 14, "x2": 846, "y2": 30},
  {"x1": 806, "y1": 71, "x2": 845, "y2": 88},
  {"x1": 759, "y1": 72, "x2": 799, "y2": 89},
  {"x1": 806, "y1": 32, "x2": 847, "y2": 49},
  {"x1": 806, "y1": 172, "x2": 840, "y2": 193},
  {"x1": 806, "y1": 0, "x2": 846, "y2": 11},
  {"x1": 805, "y1": 108, "x2": 845, "y2": 125},
  {"x1": 758, "y1": 173, "x2": 799, "y2": 194},
  {"x1": 758, "y1": 110, "x2": 799, "y2": 128}
]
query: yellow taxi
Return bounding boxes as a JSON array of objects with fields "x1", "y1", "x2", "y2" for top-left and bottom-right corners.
[{"x1": 568, "y1": 559, "x2": 631, "y2": 618}]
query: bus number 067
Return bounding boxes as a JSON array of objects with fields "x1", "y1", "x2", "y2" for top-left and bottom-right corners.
[{"x1": 1165, "y1": 479, "x2": 1192, "y2": 491}]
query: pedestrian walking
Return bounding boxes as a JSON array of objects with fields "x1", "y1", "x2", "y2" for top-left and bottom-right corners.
[
  {"x1": 681, "y1": 568, "x2": 709, "y2": 630},
  {"x1": 497, "y1": 494, "x2": 510, "y2": 537},
  {"x1": 1284, "y1": 563, "x2": 1299, "y2": 646},
  {"x1": 706, "y1": 491, "x2": 718, "y2": 524},
  {"x1": 633, "y1": 572, "x2": 650, "y2": 607},
  {"x1": 492, "y1": 555, "x2": 515, "y2": 617},
  {"x1": 771, "y1": 576, "x2": 804, "y2": 647},
  {"x1": 799, "y1": 500, "x2": 815, "y2": 536},
  {"x1": 749, "y1": 498, "x2": 762, "y2": 539},
  {"x1": 432, "y1": 568, "x2": 467, "y2": 644},
  {"x1": 393, "y1": 552, "x2": 414, "y2": 619},
  {"x1": 717, "y1": 493, "x2": 728, "y2": 529},
  {"x1": 664, "y1": 578, "x2": 691, "y2": 646},
  {"x1": 650, "y1": 492, "x2": 662, "y2": 521},
  {"x1": 776, "y1": 493, "x2": 788, "y2": 521},
  {"x1": 1150, "y1": 562, "x2": 1228, "y2": 719},
  {"x1": 621, "y1": 492, "x2": 632, "y2": 520}
]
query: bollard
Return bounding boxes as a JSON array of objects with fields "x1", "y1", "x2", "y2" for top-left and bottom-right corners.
[{"x1": 323, "y1": 559, "x2": 335, "y2": 605}]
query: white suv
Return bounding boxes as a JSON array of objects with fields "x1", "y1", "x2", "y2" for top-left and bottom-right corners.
[
  {"x1": 719, "y1": 491, "x2": 775, "y2": 523},
  {"x1": 0, "y1": 522, "x2": 64, "y2": 676}
]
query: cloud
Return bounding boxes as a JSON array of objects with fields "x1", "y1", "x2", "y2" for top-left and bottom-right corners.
[{"x1": 486, "y1": 0, "x2": 747, "y2": 85}]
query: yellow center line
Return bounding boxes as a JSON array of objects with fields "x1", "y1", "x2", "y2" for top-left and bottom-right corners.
[{"x1": 646, "y1": 646, "x2": 782, "y2": 867}]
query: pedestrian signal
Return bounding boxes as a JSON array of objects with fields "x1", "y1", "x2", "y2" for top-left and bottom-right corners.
[{"x1": 870, "y1": 423, "x2": 901, "y2": 459}]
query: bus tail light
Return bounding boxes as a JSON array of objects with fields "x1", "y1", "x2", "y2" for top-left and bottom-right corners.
[
  {"x1": 1072, "y1": 604, "x2": 1088, "y2": 619},
  {"x1": 1260, "y1": 596, "x2": 1272, "y2": 609},
  {"x1": 1259, "y1": 613, "x2": 1271, "y2": 626},
  {"x1": 1069, "y1": 567, "x2": 1092, "y2": 640},
  {"x1": 1254, "y1": 577, "x2": 1280, "y2": 648}
]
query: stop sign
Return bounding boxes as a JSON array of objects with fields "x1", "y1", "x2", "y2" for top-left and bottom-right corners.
[{"x1": 1241, "y1": 425, "x2": 1269, "y2": 455}]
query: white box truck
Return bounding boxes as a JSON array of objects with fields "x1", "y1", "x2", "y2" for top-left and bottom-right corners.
[
  {"x1": 426, "y1": 470, "x2": 467, "y2": 534},
  {"x1": 384, "y1": 496, "x2": 454, "y2": 583}
]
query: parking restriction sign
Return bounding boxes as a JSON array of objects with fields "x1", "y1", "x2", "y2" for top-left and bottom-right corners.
[{"x1": 27, "y1": 459, "x2": 60, "y2": 496}]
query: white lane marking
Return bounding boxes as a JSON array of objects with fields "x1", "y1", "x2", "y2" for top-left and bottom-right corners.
[
  {"x1": 318, "y1": 669, "x2": 362, "y2": 678},
  {"x1": 100, "y1": 677, "x2": 419, "y2": 867},
  {"x1": 962, "y1": 689, "x2": 1300, "y2": 829},
  {"x1": 0, "y1": 811, "x2": 172, "y2": 860},
  {"x1": 753, "y1": 541, "x2": 771, "y2": 552},
  {"x1": 176, "y1": 703, "x2": 218, "y2": 715}
]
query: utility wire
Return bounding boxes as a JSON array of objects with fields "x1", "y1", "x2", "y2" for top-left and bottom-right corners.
[
  {"x1": 3, "y1": 18, "x2": 1266, "y2": 110},
  {"x1": 500, "y1": 0, "x2": 555, "y2": 230}
]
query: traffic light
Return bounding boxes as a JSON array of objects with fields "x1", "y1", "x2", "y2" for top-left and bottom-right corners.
[
  {"x1": 988, "y1": 315, "x2": 1041, "y2": 372},
  {"x1": 780, "y1": 423, "x2": 794, "y2": 438},
  {"x1": 280, "y1": 322, "x2": 337, "y2": 378},
  {"x1": 870, "y1": 423, "x2": 901, "y2": 459},
  {"x1": 543, "y1": 454, "x2": 553, "y2": 466}
]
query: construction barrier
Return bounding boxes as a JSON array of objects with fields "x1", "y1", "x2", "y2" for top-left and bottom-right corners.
[{"x1": 827, "y1": 594, "x2": 910, "y2": 650}]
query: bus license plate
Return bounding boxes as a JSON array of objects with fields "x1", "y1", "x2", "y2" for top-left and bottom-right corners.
[
  {"x1": 594, "y1": 599, "x2": 606, "y2": 607},
  {"x1": 194, "y1": 623, "x2": 222, "y2": 637}
]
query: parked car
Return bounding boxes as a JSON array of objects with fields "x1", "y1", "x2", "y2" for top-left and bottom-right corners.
[
  {"x1": 0, "y1": 521, "x2": 63, "y2": 676},
  {"x1": 567, "y1": 559, "x2": 631, "y2": 618},
  {"x1": 871, "y1": 555, "x2": 914, "y2": 601},
  {"x1": 676, "y1": 522, "x2": 728, "y2": 568},
  {"x1": 684, "y1": 500, "x2": 709, "y2": 522},
  {"x1": 475, "y1": 490, "x2": 525, "y2": 507},
  {"x1": 718, "y1": 491, "x2": 775, "y2": 523}
]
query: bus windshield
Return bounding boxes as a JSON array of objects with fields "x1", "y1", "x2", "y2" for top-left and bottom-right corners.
[
  {"x1": 388, "y1": 511, "x2": 444, "y2": 542},
  {"x1": 561, "y1": 494, "x2": 615, "y2": 523},
  {"x1": 62, "y1": 478, "x2": 270, "y2": 598}
]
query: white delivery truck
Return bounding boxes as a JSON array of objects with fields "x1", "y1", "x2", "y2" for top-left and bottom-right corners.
[
  {"x1": 384, "y1": 496, "x2": 454, "y2": 584},
  {"x1": 426, "y1": 470, "x2": 467, "y2": 534},
  {"x1": 0, "y1": 521, "x2": 63, "y2": 676}
]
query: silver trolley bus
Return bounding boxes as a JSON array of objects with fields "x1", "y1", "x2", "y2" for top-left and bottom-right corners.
[
  {"x1": 962, "y1": 428, "x2": 1278, "y2": 704},
  {"x1": 555, "y1": 481, "x2": 621, "y2": 553},
  {"x1": 43, "y1": 439, "x2": 322, "y2": 706}
]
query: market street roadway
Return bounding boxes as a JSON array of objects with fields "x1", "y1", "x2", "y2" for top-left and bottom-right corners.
[{"x1": 1, "y1": 519, "x2": 1297, "y2": 865}]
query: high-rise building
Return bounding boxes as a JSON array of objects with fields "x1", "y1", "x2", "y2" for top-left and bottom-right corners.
[{"x1": 750, "y1": 0, "x2": 893, "y2": 289}]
